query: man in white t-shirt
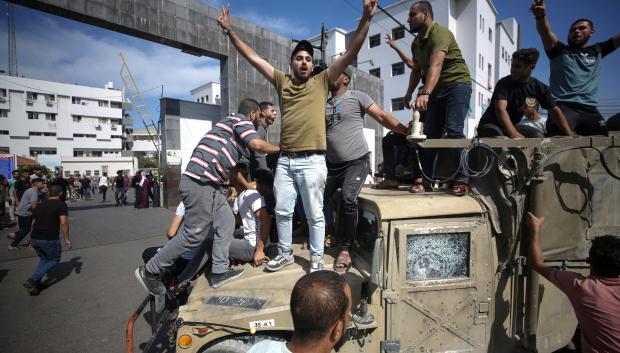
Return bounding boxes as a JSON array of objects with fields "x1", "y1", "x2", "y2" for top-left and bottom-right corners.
[
  {"x1": 248, "y1": 271, "x2": 352, "y2": 353},
  {"x1": 229, "y1": 170, "x2": 273, "y2": 266}
]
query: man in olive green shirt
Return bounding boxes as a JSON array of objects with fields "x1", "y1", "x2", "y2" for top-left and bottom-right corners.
[
  {"x1": 404, "y1": 1, "x2": 472, "y2": 195},
  {"x1": 217, "y1": 0, "x2": 378, "y2": 272}
]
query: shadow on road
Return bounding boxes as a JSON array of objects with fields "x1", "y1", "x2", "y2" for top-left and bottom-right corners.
[
  {"x1": 0, "y1": 269, "x2": 8, "y2": 284},
  {"x1": 41, "y1": 256, "x2": 83, "y2": 290}
]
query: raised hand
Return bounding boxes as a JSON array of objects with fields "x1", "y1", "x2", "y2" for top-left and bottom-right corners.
[
  {"x1": 217, "y1": 5, "x2": 231, "y2": 31},
  {"x1": 363, "y1": 0, "x2": 378, "y2": 17},
  {"x1": 385, "y1": 34, "x2": 396, "y2": 48},
  {"x1": 530, "y1": 0, "x2": 546, "y2": 17}
]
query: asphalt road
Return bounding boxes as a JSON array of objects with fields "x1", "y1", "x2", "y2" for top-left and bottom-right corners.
[{"x1": 0, "y1": 191, "x2": 173, "y2": 353}]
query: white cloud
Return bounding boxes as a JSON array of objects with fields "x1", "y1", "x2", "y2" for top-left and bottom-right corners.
[
  {"x1": 9, "y1": 16, "x2": 220, "y2": 104},
  {"x1": 236, "y1": 10, "x2": 312, "y2": 38}
]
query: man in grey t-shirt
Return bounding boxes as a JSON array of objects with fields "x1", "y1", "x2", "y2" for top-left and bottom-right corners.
[
  {"x1": 324, "y1": 66, "x2": 408, "y2": 273},
  {"x1": 9, "y1": 178, "x2": 45, "y2": 250}
]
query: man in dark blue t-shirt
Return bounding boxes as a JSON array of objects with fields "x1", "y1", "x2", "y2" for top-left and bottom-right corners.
[{"x1": 531, "y1": 0, "x2": 619, "y2": 136}]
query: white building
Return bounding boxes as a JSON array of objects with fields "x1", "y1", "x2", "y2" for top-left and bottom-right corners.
[
  {"x1": 495, "y1": 18, "x2": 519, "y2": 81},
  {"x1": 130, "y1": 127, "x2": 159, "y2": 157},
  {"x1": 190, "y1": 81, "x2": 221, "y2": 105},
  {"x1": 345, "y1": 0, "x2": 518, "y2": 137},
  {"x1": 0, "y1": 75, "x2": 136, "y2": 176}
]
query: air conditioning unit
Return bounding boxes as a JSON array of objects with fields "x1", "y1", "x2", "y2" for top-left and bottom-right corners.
[
  {"x1": 96, "y1": 125, "x2": 102, "y2": 129},
  {"x1": 0, "y1": 97, "x2": 6, "y2": 103},
  {"x1": 46, "y1": 100, "x2": 54, "y2": 106},
  {"x1": 26, "y1": 99, "x2": 33, "y2": 105},
  {"x1": 81, "y1": 102, "x2": 87, "y2": 105}
]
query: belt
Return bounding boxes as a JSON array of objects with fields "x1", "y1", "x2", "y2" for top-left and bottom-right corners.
[{"x1": 280, "y1": 150, "x2": 325, "y2": 158}]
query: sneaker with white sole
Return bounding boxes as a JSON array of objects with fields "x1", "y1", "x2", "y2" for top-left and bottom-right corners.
[
  {"x1": 134, "y1": 266, "x2": 166, "y2": 296},
  {"x1": 310, "y1": 255, "x2": 325, "y2": 273},
  {"x1": 266, "y1": 252, "x2": 294, "y2": 272},
  {"x1": 208, "y1": 268, "x2": 245, "y2": 288}
]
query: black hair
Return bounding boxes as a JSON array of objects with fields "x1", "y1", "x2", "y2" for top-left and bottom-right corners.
[
  {"x1": 290, "y1": 271, "x2": 349, "y2": 343},
  {"x1": 259, "y1": 101, "x2": 274, "y2": 111},
  {"x1": 570, "y1": 18, "x2": 594, "y2": 30},
  {"x1": 414, "y1": 1, "x2": 433, "y2": 18},
  {"x1": 589, "y1": 235, "x2": 620, "y2": 277},
  {"x1": 254, "y1": 169, "x2": 274, "y2": 189},
  {"x1": 49, "y1": 184, "x2": 64, "y2": 197},
  {"x1": 512, "y1": 48, "x2": 540, "y2": 66},
  {"x1": 237, "y1": 98, "x2": 260, "y2": 117},
  {"x1": 117, "y1": 170, "x2": 123, "y2": 175}
]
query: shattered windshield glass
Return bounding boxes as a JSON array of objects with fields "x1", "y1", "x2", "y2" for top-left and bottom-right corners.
[{"x1": 406, "y1": 232, "x2": 470, "y2": 281}]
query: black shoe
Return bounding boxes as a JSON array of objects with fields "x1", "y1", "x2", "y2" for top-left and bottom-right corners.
[
  {"x1": 208, "y1": 268, "x2": 245, "y2": 289},
  {"x1": 134, "y1": 266, "x2": 166, "y2": 295},
  {"x1": 23, "y1": 278, "x2": 37, "y2": 290}
]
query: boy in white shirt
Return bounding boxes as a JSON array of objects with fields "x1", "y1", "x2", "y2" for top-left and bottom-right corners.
[
  {"x1": 229, "y1": 170, "x2": 273, "y2": 266},
  {"x1": 516, "y1": 97, "x2": 547, "y2": 137}
]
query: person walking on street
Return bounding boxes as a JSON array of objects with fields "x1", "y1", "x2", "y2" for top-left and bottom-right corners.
[
  {"x1": 531, "y1": 0, "x2": 619, "y2": 136},
  {"x1": 81, "y1": 175, "x2": 91, "y2": 200},
  {"x1": 217, "y1": 0, "x2": 378, "y2": 273},
  {"x1": 135, "y1": 99, "x2": 280, "y2": 295},
  {"x1": 123, "y1": 172, "x2": 130, "y2": 205},
  {"x1": 98, "y1": 173, "x2": 109, "y2": 202},
  {"x1": 9, "y1": 178, "x2": 45, "y2": 250},
  {"x1": 404, "y1": 1, "x2": 472, "y2": 195},
  {"x1": 113, "y1": 171, "x2": 125, "y2": 206},
  {"x1": 23, "y1": 184, "x2": 71, "y2": 295},
  {"x1": 7, "y1": 170, "x2": 20, "y2": 225},
  {"x1": 324, "y1": 66, "x2": 407, "y2": 273}
]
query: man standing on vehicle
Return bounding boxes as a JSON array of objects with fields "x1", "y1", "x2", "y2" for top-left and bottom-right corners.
[
  {"x1": 249, "y1": 102, "x2": 278, "y2": 175},
  {"x1": 531, "y1": 0, "x2": 619, "y2": 136},
  {"x1": 527, "y1": 212, "x2": 620, "y2": 352},
  {"x1": 324, "y1": 66, "x2": 408, "y2": 273},
  {"x1": 135, "y1": 99, "x2": 280, "y2": 294},
  {"x1": 404, "y1": 1, "x2": 472, "y2": 195},
  {"x1": 248, "y1": 271, "x2": 352, "y2": 353},
  {"x1": 216, "y1": 0, "x2": 378, "y2": 272}
]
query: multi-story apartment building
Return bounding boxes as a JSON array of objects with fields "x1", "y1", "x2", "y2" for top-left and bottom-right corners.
[
  {"x1": 190, "y1": 81, "x2": 221, "y2": 105},
  {"x1": 130, "y1": 127, "x2": 159, "y2": 158},
  {"x1": 314, "y1": 0, "x2": 519, "y2": 137},
  {"x1": 0, "y1": 75, "x2": 135, "y2": 176}
]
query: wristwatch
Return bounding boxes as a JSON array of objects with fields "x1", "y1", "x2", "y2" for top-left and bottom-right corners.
[
  {"x1": 417, "y1": 89, "x2": 430, "y2": 96},
  {"x1": 223, "y1": 28, "x2": 232, "y2": 36}
]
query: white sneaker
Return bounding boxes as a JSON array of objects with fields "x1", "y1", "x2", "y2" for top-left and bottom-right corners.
[
  {"x1": 310, "y1": 255, "x2": 325, "y2": 273},
  {"x1": 266, "y1": 252, "x2": 294, "y2": 272}
]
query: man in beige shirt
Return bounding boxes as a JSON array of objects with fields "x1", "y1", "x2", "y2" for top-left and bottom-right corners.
[{"x1": 217, "y1": 0, "x2": 377, "y2": 272}]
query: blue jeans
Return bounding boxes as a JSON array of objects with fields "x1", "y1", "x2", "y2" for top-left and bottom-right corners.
[
  {"x1": 83, "y1": 187, "x2": 91, "y2": 200},
  {"x1": 12, "y1": 215, "x2": 33, "y2": 247},
  {"x1": 423, "y1": 83, "x2": 472, "y2": 183},
  {"x1": 274, "y1": 153, "x2": 327, "y2": 257},
  {"x1": 31, "y1": 239, "x2": 62, "y2": 282}
]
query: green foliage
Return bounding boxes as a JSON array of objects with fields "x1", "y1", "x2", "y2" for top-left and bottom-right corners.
[
  {"x1": 138, "y1": 155, "x2": 159, "y2": 169},
  {"x1": 16, "y1": 164, "x2": 52, "y2": 177}
]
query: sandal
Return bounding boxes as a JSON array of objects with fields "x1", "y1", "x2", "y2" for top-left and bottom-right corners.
[
  {"x1": 373, "y1": 179, "x2": 399, "y2": 189},
  {"x1": 451, "y1": 181, "x2": 470, "y2": 196},
  {"x1": 334, "y1": 251, "x2": 352, "y2": 275},
  {"x1": 409, "y1": 180, "x2": 431, "y2": 193}
]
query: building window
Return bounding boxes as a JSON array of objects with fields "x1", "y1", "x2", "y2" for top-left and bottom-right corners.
[
  {"x1": 369, "y1": 34, "x2": 381, "y2": 48},
  {"x1": 27, "y1": 112, "x2": 39, "y2": 120},
  {"x1": 64, "y1": 171, "x2": 71, "y2": 178},
  {"x1": 0, "y1": 109, "x2": 7, "y2": 117},
  {"x1": 93, "y1": 151, "x2": 102, "y2": 157},
  {"x1": 391, "y1": 97, "x2": 405, "y2": 111},
  {"x1": 94, "y1": 170, "x2": 100, "y2": 176},
  {"x1": 0, "y1": 89, "x2": 6, "y2": 97},
  {"x1": 73, "y1": 151, "x2": 84, "y2": 157},
  {"x1": 0, "y1": 130, "x2": 8, "y2": 135},
  {"x1": 30, "y1": 148, "x2": 56, "y2": 156},
  {"x1": 369, "y1": 68, "x2": 381, "y2": 78},
  {"x1": 72, "y1": 97, "x2": 81, "y2": 105},
  {"x1": 392, "y1": 27, "x2": 405, "y2": 40},
  {"x1": 27, "y1": 92, "x2": 38, "y2": 101},
  {"x1": 73, "y1": 170, "x2": 79, "y2": 176},
  {"x1": 489, "y1": 28, "x2": 493, "y2": 42},
  {"x1": 45, "y1": 113, "x2": 56, "y2": 121},
  {"x1": 206, "y1": 95, "x2": 209, "y2": 102},
  {"x1": 99, "y1": 118, "x2": 109, "y2": 124},
  {"x1": 73, "y1": 115, "x2": 82, "y2": 122},
  {"x1": 391, "y1": 62, "x2": 405, "y2": 76},
  {"x1": 98, "y1": 100, "x2": 109, "y2": 107},
  {"x1": 44, "y1": 132, "x2": 56, "y2": 136},
  {"x1": 29, "y1": 131, "x2": 43, "y2": 136},
  {"x1": 85, "y1": 170, "x2": 92, "y2": 176},
  {"x1": 111, "y1": 135, "x2": 122, "y2": 139},
  {"x1": 110, "y1": 101, "x2": 122, "y2": 108},
  {"x1": 47, "y1": 94, "x2": 55, "y2": 102}
]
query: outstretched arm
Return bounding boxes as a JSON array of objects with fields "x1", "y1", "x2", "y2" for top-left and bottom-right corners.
[
  {"x1": 248, "y1": 139, "x2": 280, "y2": 155},
  {"x1": 531, "y1": 0, "x2": 558, "y2": 52},
  {"x1": 527, "y1": 211, "x2": 553, "y2": 279},
  {"x1": 366, "y1": 104, "x2": 408, "y2": 135},
  {"x1": 217, "y1": 5, "x2": 276, "y2": 84},
  {"x1": 386, "y1": 34, "x2": 414, "y2": 69},
  {"x1": 327, "y1": 0, "x2": 378, "y2": 84}
]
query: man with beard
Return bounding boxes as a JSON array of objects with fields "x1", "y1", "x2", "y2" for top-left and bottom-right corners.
[
  {"x1": 531, "y1": 0, "x2": 619, "y2": 136},
  {"x1": 404, "y1": 1, "x2": 472, "y2": 195},
  {"x1": 248, "y1": 271, "x2": 352, "y2": 353},
  {"x1": 217, "y1": 0, "x2": 378, "y2": 273},
  {"x1": 249, "y1": 102, "x2": 278, "y2": 176},
  {"x1": 324, "y1": 66, "x2": 407, "y2": 273}
]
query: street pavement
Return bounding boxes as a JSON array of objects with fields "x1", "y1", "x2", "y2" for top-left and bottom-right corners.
[{"x1": 0, "y1": 191, "x2": 173, "y2": 353}]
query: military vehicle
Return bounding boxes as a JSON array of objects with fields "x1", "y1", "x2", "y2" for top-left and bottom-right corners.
[{"x1": 127, "y1": 135, "x2": 619, "y2": 353}]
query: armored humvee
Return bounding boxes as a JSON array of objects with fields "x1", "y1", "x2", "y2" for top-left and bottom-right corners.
[{"x1": 128, "y1": 135, "x2": 619, "y2": 353}]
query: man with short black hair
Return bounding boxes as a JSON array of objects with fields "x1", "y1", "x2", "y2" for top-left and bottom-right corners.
[
  {"x1": 9, "y1": 178, "x2": 45, "y2": 250},
  {"x1": 23, "y1": 184, "x2": 71, "y2": 295},
  {"x1": 135, "y1": 99, "x2": 280, "y2": 294},
  {"x1": 531, "y1": 0, "x2": 619, "y2": 136},
  {"x1": 477, "y1": 48, "x2": 574, "y2": 138},
  {"x1": 217, "y1": 0, "x2": 378, "y2": 272},
  {"x1": 113, "y1": 170, "x2": 125, "y2": 206},
  {"x1": 249, "y1": 271, "x2": 352, "y2": 353},
  {"x1": 404, "y1": 0, "x2": 472, "y2": 195},
  {"x1": 527, "y1": 212, "x2": 620, "y2": 352},
  {"x1": 249, "y1": 101, "x2": 277, "y2": 175}
]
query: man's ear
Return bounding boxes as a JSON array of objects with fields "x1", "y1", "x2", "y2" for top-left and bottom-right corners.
[{"x1": 330, "y1": 320, "x2": 344, "y2": 343}]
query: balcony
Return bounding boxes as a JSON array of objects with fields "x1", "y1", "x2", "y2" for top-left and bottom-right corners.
[{"x1": 122, "y1": 115, "x2": 133, "y2": 126}]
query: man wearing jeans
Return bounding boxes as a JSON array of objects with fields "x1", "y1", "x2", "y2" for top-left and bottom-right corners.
[
  {"x1": 216, "y1": 0, "x2": 378, "y2": 272},
  {"x1": 23, "y1": 184, "x2": 71, "y2": 295},
  {"x1": 404, "y1": 1, "x2": 472, "y2": 195},
  {"x1": 135, "y1": 99, "x2": 279, "y2": 295},
  {"x1": 9, "y1": 178, "x2": 45, "y2": 250}
]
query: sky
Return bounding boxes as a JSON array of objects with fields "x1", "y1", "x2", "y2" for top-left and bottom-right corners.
[{"x1": 0, "y1": 0, "x2": 618, "y2": 127}]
